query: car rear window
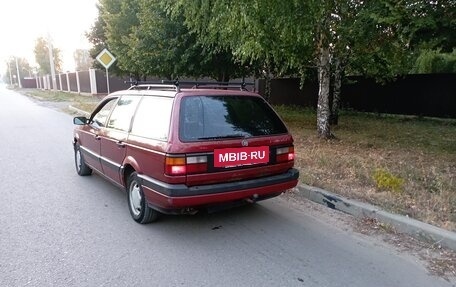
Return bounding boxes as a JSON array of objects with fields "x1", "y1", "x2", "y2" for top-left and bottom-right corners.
[{"x1": 179, "y1": 95, "x2": 287, "y2": 142}]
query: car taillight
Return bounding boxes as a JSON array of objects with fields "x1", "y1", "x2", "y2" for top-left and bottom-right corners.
[
  {"x1": 276, "y1": 146, "x2": 295, "y2": 163},
  {"x1": 165, "y1": 157, "x2": 186, "y2": 175},
  {"x1": 165, "y1": 155, "x2": 208, "y2": 176},
  {"x1": 186, "y1": 155, "x2": 208, "y2": 174}
]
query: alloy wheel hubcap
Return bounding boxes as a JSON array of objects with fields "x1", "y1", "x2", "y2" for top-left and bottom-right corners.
[
  {"x1": 129, "y1": 181, "x2": 142, "y2": 217},
  {"x1": 76, "y1": 150, "x2": 82, "y2": 171}
]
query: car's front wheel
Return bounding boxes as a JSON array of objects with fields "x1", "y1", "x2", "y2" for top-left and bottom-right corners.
[
  {"x1": 127, "y1": 172, "x2": 159, "y2": 224},
  {"x1": 74, "y1": 143, "x2": 92, "y2": 176}
]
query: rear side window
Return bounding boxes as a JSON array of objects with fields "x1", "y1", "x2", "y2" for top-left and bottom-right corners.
[
  {"x1": 130, "y1": 96, "x2": 173, "y2": 140},
  {"x1": 107, "y1": 96, "x2": 141, "y2": 132},
  {"x1": 179, "y1": 95, "x2": 287, "y2": 141}
]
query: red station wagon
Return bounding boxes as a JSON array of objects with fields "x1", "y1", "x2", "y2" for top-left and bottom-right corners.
[{"x1": 73, "y1": 82, "x2": 299, "y2": 223}]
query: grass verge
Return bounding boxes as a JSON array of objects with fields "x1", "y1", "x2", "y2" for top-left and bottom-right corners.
[{"x1": 21, "y1": 89, "x2": 100, "y2": 112}]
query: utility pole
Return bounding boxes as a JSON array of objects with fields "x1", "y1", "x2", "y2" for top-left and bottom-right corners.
[
  {"x1": 7, "y1": 60, "x2": 13, "y2": 85},
  {"x1": 15, "y1": 57, "x2": 22, "y2": 88},
  {"x1": 47, "y1": 34, "x2": 57, "y2": 91}
]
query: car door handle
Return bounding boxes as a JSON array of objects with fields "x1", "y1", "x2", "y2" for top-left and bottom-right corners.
[
  {"x1": 116, "y1": 141, "x2": 126, "y2": 148},
  {"x1": 94, "y1": 135, "x2": 101, "y2": 141}
]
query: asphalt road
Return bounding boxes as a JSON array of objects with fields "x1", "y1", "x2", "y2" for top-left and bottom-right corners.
[{"x1": 0, "y1": 85, "x2": 454, "y2": 287}]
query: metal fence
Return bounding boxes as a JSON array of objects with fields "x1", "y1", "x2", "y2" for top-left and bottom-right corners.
[
  {"x1": 26, "y1": 71, "x2": 455, "y2": 118},
  {"x1": 259, "y1": 74, "x2": 456, "y2": 118}
]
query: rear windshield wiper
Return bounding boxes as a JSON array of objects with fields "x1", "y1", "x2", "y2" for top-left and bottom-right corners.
[{"x1": 197, "y1": 134, "x2": 246, "y2": 140}]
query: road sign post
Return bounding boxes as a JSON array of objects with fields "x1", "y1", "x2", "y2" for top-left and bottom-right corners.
[{"x1": 96, "y1": 49, "x2": 116, "y2": 94}]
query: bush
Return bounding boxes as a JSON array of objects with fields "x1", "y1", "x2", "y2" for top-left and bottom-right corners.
[
  {"x1": 372, "y1": 169, "x2": 405, "y2": 193},
  {"x1": 413, "y1": 49, "x2": 456, "y2": 74}
]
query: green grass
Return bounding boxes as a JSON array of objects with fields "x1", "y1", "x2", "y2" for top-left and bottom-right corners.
[
  {"x1": 333, "y1": 111, "x2": 456, "y2": 155},
  {"x1": 23, "y1": 89, "x2": 100, "y2": 113},
  {"x1": 274, "y1": 105, "x2": 316, "y2": 128}
]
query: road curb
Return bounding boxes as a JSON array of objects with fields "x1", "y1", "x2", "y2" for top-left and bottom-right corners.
[
  {"x1": 68, "y1": 105, "x2": 90, "y2": 116},
  {"x1": 297, "y1": 184, "x2": 456, "y2": 251}
]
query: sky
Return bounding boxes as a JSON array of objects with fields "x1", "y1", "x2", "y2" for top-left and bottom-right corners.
[{"x1": 0, "y1": 0, "x2": 98, "y2": 73}]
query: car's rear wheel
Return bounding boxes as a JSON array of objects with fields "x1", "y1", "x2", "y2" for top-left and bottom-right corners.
[
  {"x1": 74, "y1": 143, "x2": 92, "y2": 176},
  {"x1": 127, "y1": 172, "x2": 159, "y2": 224}
]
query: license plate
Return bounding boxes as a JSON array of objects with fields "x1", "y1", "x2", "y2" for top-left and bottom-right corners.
[{"x1": 214, "y1": 146, "x2": 269, "y2": 168}]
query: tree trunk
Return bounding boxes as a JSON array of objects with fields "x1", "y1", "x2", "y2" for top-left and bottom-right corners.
[
  {"x1": 263, "y1": 65, "x2": 272, "y2": 102},
  {"x1": 317, "y1": 46, "x2": 332, "y2": 139},
  {"x1": 217, "y1": 71, "x2": 229, "y2": 82},
  {"x1": 330, "y1": 57, "x2": 342, "y2": 125}
]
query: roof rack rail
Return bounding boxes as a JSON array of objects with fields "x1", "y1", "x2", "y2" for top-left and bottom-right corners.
[
  {"x1": 124, "y1": 81, "x2": 180, "y2": 92},
  {"x1": 161, "y1": 80, "x2": 254, "y2": 91},
  {"x1": 125, "y1": 80, "x2": 255, "y2": 92}
]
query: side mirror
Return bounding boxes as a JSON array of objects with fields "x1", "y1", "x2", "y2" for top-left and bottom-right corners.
[{"x1": 73, "y1": 116, "x2": 88, "y2": 125}]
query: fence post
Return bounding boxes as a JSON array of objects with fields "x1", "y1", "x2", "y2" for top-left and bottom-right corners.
[
  {"x1": 66, "y1": 73, "x2": 70, "y2": 92},
  {"x1": 76, "y1": 71, "x2": 81, "y2": 93}
]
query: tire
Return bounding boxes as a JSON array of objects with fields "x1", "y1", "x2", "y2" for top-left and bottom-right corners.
[
  {"x1": 127, "y1": 172, "x2": 159, "y2": 224},
  {"x1": 74, "y1": 143, "x2": 92, "y2": 176}
]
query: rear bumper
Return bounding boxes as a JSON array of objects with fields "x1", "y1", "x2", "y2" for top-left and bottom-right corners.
[{"x1": 138, "y1": 168, "x2": 299, "y2": 210}]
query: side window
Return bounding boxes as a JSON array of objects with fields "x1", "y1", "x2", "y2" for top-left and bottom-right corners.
[
  {"x1": 131, "y1": 96, "x2": 173, "y2": 140},
  {"x1": 91, "y1": 98, "x2": 117, "y2": 128},
  {"x1": 107, "y1": 96, "x2": 141, "y2": 132}
]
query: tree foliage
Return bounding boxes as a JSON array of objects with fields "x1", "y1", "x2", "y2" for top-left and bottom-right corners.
[
  {"x1": 166, "y1": 0, "x2": 314, "y2": 76},
  {"x1": 413, "y1": 49, "x2": 456, "y2": 73},
  {"x1": 34, "y1": 37, "x2": 62, "y2": 75},
  {"x1": 404, "y1": 0, "x2": 455, "y2": 53},
  {"x1": 89, "y1": 0, "x2": 246, "y2": 80},
  {"x1": 3, "y1": 57, "x2": 33, "y2": 84},
  {"x1": 165, "y1": 0, "x2": 453, "y2": 138},
  {"x1": 89, "y1": 0, "x2": 454, "y2": 138}
]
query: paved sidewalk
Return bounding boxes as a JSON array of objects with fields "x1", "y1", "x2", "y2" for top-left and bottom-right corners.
[{"x1": 297, "y1": 184, "x2": 456, "y2": 251}]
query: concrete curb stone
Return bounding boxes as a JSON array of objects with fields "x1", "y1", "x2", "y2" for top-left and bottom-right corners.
[
  {"x1": 297, "y1": 184, "x2": 456, "y2": 251},
  {"x1": 68, "y1": 105, "x2": 90, "y2": 117}
]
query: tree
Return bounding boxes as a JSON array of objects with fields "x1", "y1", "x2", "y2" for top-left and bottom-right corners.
[
  {"x1": 86, "y1": 3, "x2": 124, "y2": 74},
  {"x1": 401, "y1": 0, "x2": 456, "y2": 74},
  {"x1": 405, "y1": 0, "x2": 455, "y2": 53},
  {"x1": 73, "y1": 49, "x2": 93, "y2": 71},
  {"x1": 92, "y1": 0, "x2": 247, "y2": 80},
  {"x1": 168, "y1": 0, "x2": 454, "y2": 138},
  {"x1": 91, "y1": 0, "x2": 452, "y2": 138},
  {"x1": 165, "y1": 0, "x2": 336, "y2": 137},
  {"x1": 3, "y1": 57, "x2": 34, "y2": 84},
  {"x1": 34, "y1": 37, "x2": 62, "y2": 75},
  {"x1": 413, "y1": 49, "x2": 456, "y2": 73},
  {"x1": 86, "y1": 4, "x2": 109, "y2": 71},
  {"x1": 6, "y1": 57, "x2": 33, "y2": 78},
  {"x1": 134, "y1": 0, "x2": 247, "y2": 80},
  {"x1": 98, "y1": 0, "x2": 142, "y2": 76}
]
